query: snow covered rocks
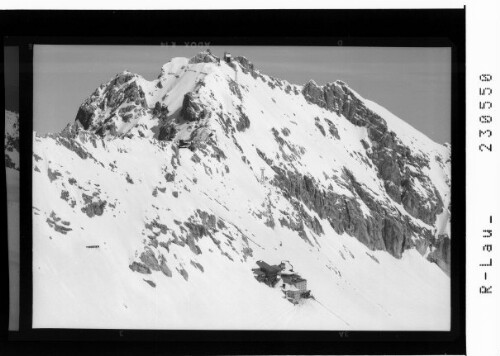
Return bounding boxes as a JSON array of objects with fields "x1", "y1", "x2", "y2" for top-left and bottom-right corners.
[
  {"x1": 31, "y1": 50, "x2": 451, "y2": 330},
  {"x1": 5, "y1": 110, "x2": 19, "y2": 170}
]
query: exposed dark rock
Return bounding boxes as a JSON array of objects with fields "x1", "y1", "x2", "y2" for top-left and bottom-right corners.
[
  {"x1": 190, "y1": 260, "x2": 205, "y2": 272},
  {"x1": 159, "y1": 255, "x2": 173, "y2": 277},
  {"x1": 301, "y1": 78, "x2": 445, "y2": 229},
  {"x1": 165, "y1": 171, "x2": 175, "y2": 182},
  {"x1": 46, "y1": 211, "x2": 73, "y2": 235},
  {"x1": 302, "y1": 80, "x2": 326, "y2": 108},
  {"x1": 145, "y1": 219, "x2": 168, "y2": 235},
  {"x1": 81, "y1": 194, "x2": 107, "y2": 218},
  {"x1": 228, "y1": 79, "x2": 242, "y2": 100},
  {"x1": 382, "y1": 218, "x2": 406, "y2": 258},
  {"x1": 75, "y1": 103, "x2": 95, "y2": 130},
  {"x1": 155, "y1": 102, "x2": 170, "y2": 121},
  {"x1": 184, "y1": 221, "x2": 210, "y2": 239},
  {"x1": 281, "y1": 127, "x2": 291, "y2": 137},
  {"x1": 57, "y1": 137, "x2": 89, "y2": 159},
  {"x1": 264, "y1": 212, "x2": 275, "y2": 229},
  {"x1": 47, "y1": 168, "x2": 62, "y2": 182},
  {"x1": 401, "y1": 178, "x2": 444, "y2": 225},
  {"x1": 129, "y1": 261, "x2": 151, "y2": 274},
  {"x1": 209, "y1": 143, "x2": 227, "y2": 162},
  {"x1": 427, "y1": 234, "x2": 451, "y2": 275},
  {"x1": 148, "y1": 237, "x2": 159, "y2": 248},
  {"x1": 236, "y1": 108, "x2": 251, "y2": 132},
  {"x1": 279, "y1": 215, "x2": 303, "y2": 232},
  {"x1": 189, "y1": 50, "x2": 218, "y2": 64},
  {"x1": 171, "y1": 145, "x2": 181, "y2": 168},
  {"x1": 315, "y1": 122, "x2": 326, "y2": 136},
  {"x1": 196, "y1": 210, "x2": 217, "y2": 230},
  {"x1": 139, "y1": 249, "x2": 161, "y2": 271},
  {"x1": 256, "y1": 148, "x2": 273, "y2": 166},
  {"x1": 366, "y1": 252, "x2": 380, "y2": 263},
  {"x1": 305, "y1": 211, "x2": 324, "y2": 236},
  {"x1": 126, "y1": 173, "x2": 134, "y2": 184},
  {"x1": 158, "y1": 124, "x2": 177, "y2": 141},
  {"x1": 5, "y1": 155, "x2": 17, "y2": 170},
  {"x1": 60, "y1": 190, "x2": 70, "y2": 202},
  {"x1": 181, "y1": 92, "x2": 206, "y2": 122},
  {"x1": 5, "y1": 129, "x2": 19, "y2": 154},
  {"x1": 271, "y1": 168, "x2": 434, "y2": 260},
  {"x1": 191, "y1": 153, "x2": 201, "y2": 163},
  {"x1": 177, "y1": 267, "x2": 189, "y2": 281},
  {"x1": 186, "y1": 235, "x2": 202, "y2": 255},
  {"x1": 324, "y1": 119, "x2": 340, "y2": 139},
  {"x1": 75, "y1": 72, "x2": 147, "y2": 136},
  {"x1": 242, "y1": 247, "x2": 253, "y2": 260},
  {"x1": 303, "y1": 81, "x2": 442, "y2": 223},
  {"x1": 143, "y1": 279, "x2": 156, "y2": 288},
  {"x1": 234, "y1": 56, "x2": 255, "y2": 73},
  {"x1": 172, "y1": 191, "x2": 179, "y2": 198},
  {"x1": 216, "y1": 219, "x2": 226, "y2": 230}
]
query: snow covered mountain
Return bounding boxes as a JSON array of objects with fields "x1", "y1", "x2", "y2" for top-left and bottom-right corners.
[
  {"x1": 32, "y1": 50, "x2": 451, "y2": 330},
  {"x1": 5, "y1": 110, "x2": 20, "y2": 331},
  {"x1": 5, "y1": 110, "x2": 19, "y2": 171}
]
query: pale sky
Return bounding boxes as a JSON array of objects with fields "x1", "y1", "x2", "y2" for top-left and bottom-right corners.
[
  {"x1": 33, "y1": 45, "x2": 451, "y2": 143},
  {"x1": 4, "y1": 46, "x2": 19, "y2": 112}
]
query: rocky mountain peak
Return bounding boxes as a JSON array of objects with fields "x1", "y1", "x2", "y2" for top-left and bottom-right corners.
[
  {"x1": 188, "y1": 49, "x2": 219, "y2": 64},
  {"x1": 31, "y1": 51, "x2": 452, "y2": 329},
  {"x1": 58, "y1": 52, "x2": 450, "y2": 273}
]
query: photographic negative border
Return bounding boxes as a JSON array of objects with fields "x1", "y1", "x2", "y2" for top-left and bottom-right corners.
[{"x1": 2, "y1": 9, "x2": 465, "y2": 355}]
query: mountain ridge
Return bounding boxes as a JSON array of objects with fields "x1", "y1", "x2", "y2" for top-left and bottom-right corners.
[
  {"x1": 63, "y1": 50, "x2": 450, "y2": 266},
  {"x1": 30, "y1": 50, "x2": 451, "y2": 329}
]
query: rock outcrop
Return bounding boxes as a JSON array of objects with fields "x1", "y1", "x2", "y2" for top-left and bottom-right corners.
[
  {"x1": 35, "y1": 51, "x2": 451, "y2": 280},
  {"x1": 181, "y1": 92, "x2": 207, "y2": 122},
  {"x1": 271, "y1": 166, "x2": 438, "y2": 260},
  {"x1": 5, "y1": 111, "x2": 20, "y2": 171},
  {"x1": 74, "y1": 71, "x2": 148, "y2": 137},
  {"x1": 302, "y1": 79, "x2": 445, "y2": 228},
  {"x1": 189, "y1": 50, "x2": 219, "y2": 64}
]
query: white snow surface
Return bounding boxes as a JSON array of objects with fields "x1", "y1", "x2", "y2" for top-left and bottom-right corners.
[{"x1": 32, "y1": 55, "x2": 451, "y2": 330}]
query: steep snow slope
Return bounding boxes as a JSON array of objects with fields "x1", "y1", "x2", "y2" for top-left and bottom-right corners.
[{"x1": 32, "y1": 51, "x2": 451, "y2": 330}]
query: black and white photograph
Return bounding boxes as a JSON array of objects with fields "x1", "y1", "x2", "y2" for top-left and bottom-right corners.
[
  {"x1": 30, "y1": 45, "x2": 452, "y2": 330},
  {"x1": 4, "y1": 45, "x2": 20, "y2": 332}
]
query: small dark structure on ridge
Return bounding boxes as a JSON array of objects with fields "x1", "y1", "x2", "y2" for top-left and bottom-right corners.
[
  {"x1": 223, "y1": 52, "x2": 232, "y2": 63},
  {"x1": 178, "y1": 139, "x2": 194, "y2": 151}
]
